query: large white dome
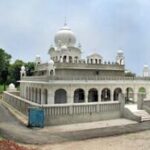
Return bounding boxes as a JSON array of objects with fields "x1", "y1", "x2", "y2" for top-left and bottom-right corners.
[{"x1": 54, "y1": 25, "x2": 76, "y2": 47}]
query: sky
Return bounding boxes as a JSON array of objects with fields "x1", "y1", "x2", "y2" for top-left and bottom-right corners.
[{"x1": 0, "y1": 0, "x2": 150, "y2": 75}]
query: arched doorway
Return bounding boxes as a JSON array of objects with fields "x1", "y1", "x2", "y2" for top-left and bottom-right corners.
[
  {"x1": 101, "y1": 88, "x2": 111, "y2": 101},
  {"x1": 63, "y1": 56, "x2": 67, "y2": 63},
  {"x1": 69, "y1": 56, "x2": 73, "y2": 63},
  {"x1": 138, "y1": 87, "x2": 146, "y2": 99},
  {"x1": 55, "y1": 89, "x2": 67, "y2": 104},
  {"x1": 88, "y1": 88, "x2": 98, "y2": 102},
  {"x1": 113, "y1": 88, "x2": 122, "y2": 101},
  {"x1": 126, "y1": 87, "x2": 134, "y2": 103},
  {"x1": 74, "y1": 88, "x2": 85, "y2": 103}
]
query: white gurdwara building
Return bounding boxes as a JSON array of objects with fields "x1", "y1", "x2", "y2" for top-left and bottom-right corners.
[{"x1": 5, "y1": 23, "x2": 150, "y2": 125}]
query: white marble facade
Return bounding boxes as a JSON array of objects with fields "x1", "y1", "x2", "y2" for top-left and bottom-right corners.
[{"x1": 20, "y1": 24, "x2": 149, "y2": 105}]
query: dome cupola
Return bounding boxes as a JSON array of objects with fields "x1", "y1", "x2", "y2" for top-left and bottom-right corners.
[{"x1": 54, "y1": 24, "x2": 76, "y2": 47}]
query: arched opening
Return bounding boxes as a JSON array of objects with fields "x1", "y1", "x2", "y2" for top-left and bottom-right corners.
[
  {"x1": 91, "y1": 59, "x2": 93, "y2": 64},
  {"x1": 138, "y1": 87, "x2": 146, "y2": 98},
  {"x1": 39, "y1": 89, "x2": 41, "y2": 104},
  {"x1": 74, "y1": 56, "x2": 78, "y2": 63},
  {"x1": 88, "y1": 88, "x2": 98, "y2": 102},
  {"x1": 63, "y1": 55, "x2": 67, "y2": 63},
  {"x1": 50, "y1": 70, "x2": 54, "y2": 76},
  {"x1": 113, "y1": 88, "x2": 122, "y2": 101},
  {"x1": 99, "y1": 59, "x2": 101, "y2": 64},
  {"x1": 32, "y1": 87, "x2": 34, "y2": 102},
  {"x1": 43, "y1": 89, "x2": 48, "y2": 104},
  {"x1": 74, "y1": 88, "x2": 85, "y2": 103},
  {"x1": 55, "y1": 89, "x2": 67, "y2": 104},
  {"x1": 126, "y1": 87, "x2": 134, "y2": 103},
  {"x1": 101, "y1": 88, "x2": 111, "y2": 101},
  {"x1": 69, "y1": 56, "x2": 73, "y2": 63},
  {"x1": 95, "y1": 59, "x2": 98, "y2": 64}
]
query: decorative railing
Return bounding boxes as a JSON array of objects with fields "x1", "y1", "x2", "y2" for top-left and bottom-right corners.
[
  {"x1": 3, "y1": 91, "x2": 120, "y2": 117},
  {"x1": 43, "y1": 102, "x2": 120, "y2": 116},
  {"x1": 22, "y1": 75, "x2": 150, "y2": 82},
  {"x1": 143, "y1": 99, "x2": 150, "y2": 107},
  {"x1": 3, "y1": 91, "x2": 40, "y2": 116}
]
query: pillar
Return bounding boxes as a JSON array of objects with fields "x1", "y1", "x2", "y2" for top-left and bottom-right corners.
[
  {"x1": 48, "y1": 89, "x2": 54, "y2": 104},
  {"x1": 85, "y1": 90, "x2": 88, "y2": 103},
  {"x1": 98, "y1": 90, "x2": 102, "y2": 102},
  {"x1": 111, "y1": 90, "x2": 113, "y2": 101},
  {"x1": 41, "y1": 89, "x2": 45, "y2": 104},
  {"x1": 119, "y1": 93, "x2": 125, "y2": 117}
]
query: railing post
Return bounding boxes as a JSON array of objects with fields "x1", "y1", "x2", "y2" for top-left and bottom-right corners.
[{"x1": 119, "y1": 93, "x2": 125, "y2": 117}]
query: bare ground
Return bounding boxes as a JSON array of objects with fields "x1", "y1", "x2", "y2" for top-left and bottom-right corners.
[{"x1": 31, "y1": 130, "x2": 150, "y2": 150}]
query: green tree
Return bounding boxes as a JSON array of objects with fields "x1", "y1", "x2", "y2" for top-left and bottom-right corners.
[
  {"x1": 0, "y1": 48, "x2": 11, "y2": 90},
  {"x1": 8, "y1": 60, "x2": 24, "y2": 86},
  {"x1": 25, "y1": 62, "x2": 35, "y2": 76}
]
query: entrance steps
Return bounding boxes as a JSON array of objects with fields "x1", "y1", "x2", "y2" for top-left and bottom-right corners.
[{"x1": 125, "y1": 104, "x2": 150, "y2": 122}]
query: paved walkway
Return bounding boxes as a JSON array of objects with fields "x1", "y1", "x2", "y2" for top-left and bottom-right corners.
[{"x1": 1, "y1": 99, "x2": 150, "y2": 144}]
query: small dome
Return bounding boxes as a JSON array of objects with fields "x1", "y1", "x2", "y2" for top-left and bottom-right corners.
[
  {"x1": 21, "y1": 65, "x2": 25, "y2": 71},
  {"x1": 61, "y1": 45, "x2": 68, "y2": 51},
  {"x1": 54, "y1": 25, "x2": 76, "y2": 47},
  {"x1": 144, "y1": 65, "x2": 149, "y2": 68},
  {"x1": 117, "y1": 49, "x2": 124, "y2": 54},
  {"x1": 48, "y1": 59, "x2": 54, "y2": 65},
  {"x1": 36, "y1": 54, "x2": 40, "y2": 59},
  {"x1": 9, "y1": 83, "x2": 15, "y2": 89}
]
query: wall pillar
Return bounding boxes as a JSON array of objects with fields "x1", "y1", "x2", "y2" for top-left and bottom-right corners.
[
  {"x1": 41, "y1": 89, "x2": 45, "y2": 104},
  {"x1": 111, "y1": 90, "x2": 113, "y2": 101},
  {"x1": 85, "y1": 90, "x2": 88, "y2": 103},
  {"x1": 48, "y1": 89, "x2": 54, "y2": 104},
  {"x1": 98, "y1": 90, "x2": 102, "y2": 102}
]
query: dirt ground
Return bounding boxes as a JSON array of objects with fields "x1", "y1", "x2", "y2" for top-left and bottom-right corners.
[{"x1": 28, "y1": 130, "x2": 150, "y2": 150}]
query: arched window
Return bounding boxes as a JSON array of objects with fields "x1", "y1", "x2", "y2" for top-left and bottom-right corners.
[
  {"x1": 39, "y1": 89, "x2": 41, "y2": 104},
  {"x1": 63, "y1": 56, "x2": 67, "y2": 63},
  {"x1": 101, "y1": 88, "x2": 111, "y2": 101},
  {"x1": 55, "y1": 89, "x2": 67, "y2": 104},
  {"x1": 113, "y1": 88, "x2": 122, "y2": 101},
  {"x1": 74, "y1": 88, "x2": 85, "y2": 103},
  {"x1": 88, "y1": 88, "x2": 98, "y2": 102},
  {"x1": 43, "y1": 89, "x2": 48, "y2": 104},
  {"x1": 95, "y1": 59, "x2": 98, "y2": 64},
  {"x1": 74, "y1": 56, "x2": 78, "y2": 63},
  {"x1": 35, "y1": 88, "x2": 38, "y2": 103},
  {"x1": 138, "y1": 87, "x2": 146, "y2": 98},
  {"x1": 50, "y1": 70, "x2": 54, "y2": 76},
  {"x1": 69, "y1": 56, "x2": 73, "y2": 63}
]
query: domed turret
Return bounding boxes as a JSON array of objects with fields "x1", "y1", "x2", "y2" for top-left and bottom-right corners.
[
  {"x1": 54, "y1": 25, "x2": 76, "y2": 47},
  {"x1": 48, "y1": 59, "x2": 54, "y2": 65}
]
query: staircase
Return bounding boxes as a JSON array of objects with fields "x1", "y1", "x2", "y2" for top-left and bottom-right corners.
[{"x1": 125, "y1": 104, "x2": 150, "y2": 122}]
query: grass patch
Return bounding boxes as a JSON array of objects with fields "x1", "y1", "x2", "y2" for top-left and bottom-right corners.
[
  {"x1": 0, "y1": 85, "x2": 4, "y2": 93},
  {"x1": 0, "y1": 85, "x2": 9, "y2": 93}
]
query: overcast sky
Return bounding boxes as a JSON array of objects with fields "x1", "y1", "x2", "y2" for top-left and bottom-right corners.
[{"x1": 0, "y1": 0, "x2": 150, "y2": 75}]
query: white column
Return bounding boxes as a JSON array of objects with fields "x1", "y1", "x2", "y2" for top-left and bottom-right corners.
[
  {"x1": 41, "y1": 89, "x2": 45, "y2": 104},
  {"x1": 98, "y1": 90, "x2": 102, "y2": 102},
  {"x1": 48, "y1": 89, "x2": 54, "y2": 104},
  {"x1": 111, "y1": 90, "x2": 113, "y2": 101},
  {"x1": 85, "y1": 90, "x2": 88, "y2": 103}
]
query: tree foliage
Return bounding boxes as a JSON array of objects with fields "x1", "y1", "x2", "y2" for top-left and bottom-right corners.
[
  {"x1": 0, "y1": 49, "x2": 11, "y2": 89},
  {"x1": 0, "y1": 48, "x2": 35, "y2": 90}
]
